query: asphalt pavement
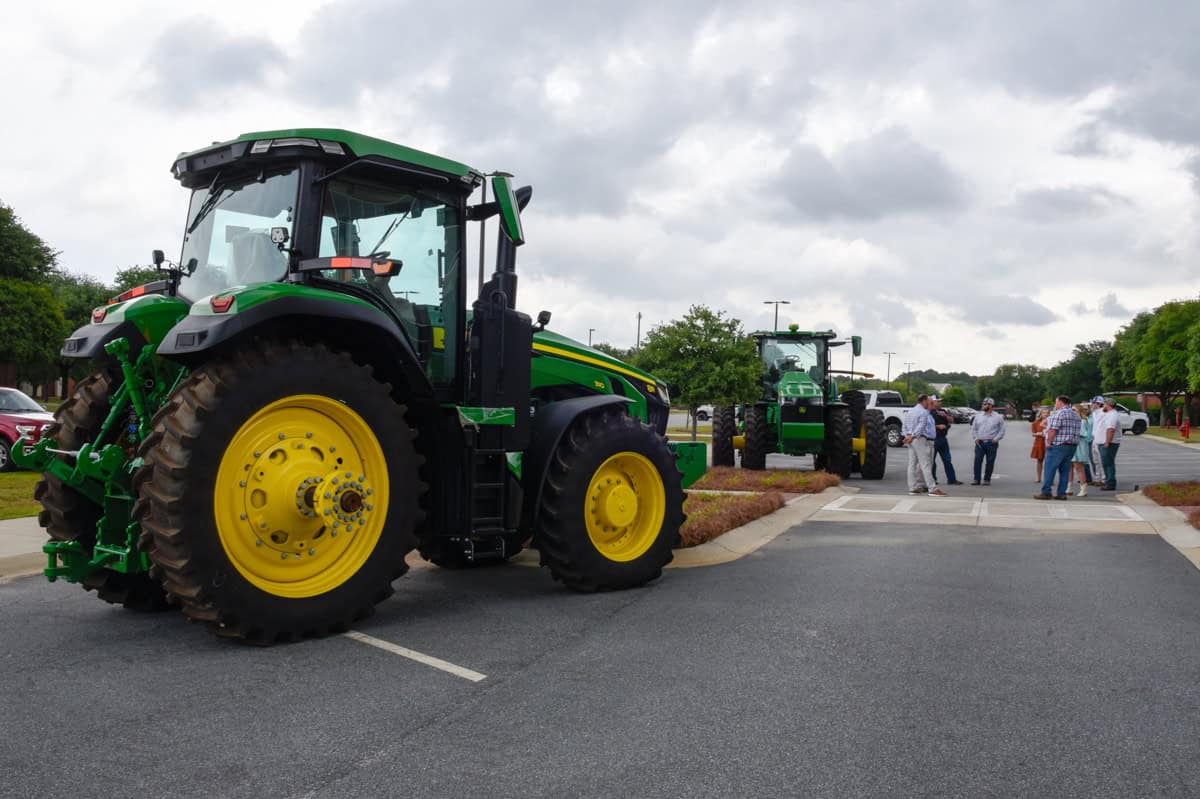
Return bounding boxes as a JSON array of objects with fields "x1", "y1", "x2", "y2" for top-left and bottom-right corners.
[{"x1": 2, "y1": 423, "x2": 1199, "y2": 798}]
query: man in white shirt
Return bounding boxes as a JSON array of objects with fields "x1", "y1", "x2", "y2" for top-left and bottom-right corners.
[
  {"x1": 902, "y1": 394, "x2": 946, "y2": 496},
  {"x1": 1095, "y1": 396, "x2": 1124, "y2": 491},
  {"x1": 1088, "y1": 395, "x2": 1107, "y2": 486}
]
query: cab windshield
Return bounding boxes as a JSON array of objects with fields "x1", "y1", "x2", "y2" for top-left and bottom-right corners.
[
  {"x1": 178, "y1": 169, "x2": 299, "y2": 298},
  {"x1": 761, "y1": 338, "x2": 820, "y2": 377}
]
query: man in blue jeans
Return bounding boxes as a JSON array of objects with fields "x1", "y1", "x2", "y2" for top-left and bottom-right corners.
[
  {"x1": 969, "y1": 397, "x2": 1005, "y2": 485},
  {"x1": 1035, "y1": 395, "x2": 1081, "y2": 500},
  {"x1": 929, "y1": 395, "x2": 962, "y2": 484}
]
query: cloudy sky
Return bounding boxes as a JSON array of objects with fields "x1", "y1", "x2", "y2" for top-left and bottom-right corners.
[{"x1": 3, "y1": 1, "x2": 1199, "y2": 378}]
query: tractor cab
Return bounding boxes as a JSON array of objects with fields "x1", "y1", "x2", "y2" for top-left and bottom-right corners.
[{"x1": 755, "y1": 328, "x2": 838, "y2": 406}]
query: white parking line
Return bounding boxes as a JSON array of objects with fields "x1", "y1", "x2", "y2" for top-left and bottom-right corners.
[{"x1": 343, "y1": 631, "x2": 487, "y2": 683}]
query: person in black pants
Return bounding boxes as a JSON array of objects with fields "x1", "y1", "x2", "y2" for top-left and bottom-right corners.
[{"x1": 929, "y1": 395, "x2": 961, "y2": 484}]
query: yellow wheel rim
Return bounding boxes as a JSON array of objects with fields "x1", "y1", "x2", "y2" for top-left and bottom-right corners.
[
  {"x1": 584, "y1": 451, "x2": 666, "y2": 562},
  {"x1": 213, "y1": 395, "x2": 389, "y2": 598}
]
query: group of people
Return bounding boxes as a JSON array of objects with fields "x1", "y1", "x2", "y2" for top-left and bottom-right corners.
[
  {"x1": 901, "y1": 393, "x2": 1122, "y2": 498},
  {"x1": 1029, "y1": 395, "x2": 1122, "y2": 499}
]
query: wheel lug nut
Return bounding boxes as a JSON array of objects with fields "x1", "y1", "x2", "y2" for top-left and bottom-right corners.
[
  {"x1": 280, "y1": 553, "x2": 287, "y2": 560},
  {"x1": 308, "y1": 548, "x2": 315, "y2": 556},
  {"x1": 240, "y1": 513, "x2": 247, "y2": 520},
  {"x1": 329, "y1": 446, "x2": 336, "y2": 452},
  {"x1": 256, "y1": 540, "x2": 263, "y2": 547},
  {"x1": 306, "y1": 432, "x2": 313, "y2": 438},
  {"x1": 278, "y1": 433, "x2": 285, "y2": 440}
]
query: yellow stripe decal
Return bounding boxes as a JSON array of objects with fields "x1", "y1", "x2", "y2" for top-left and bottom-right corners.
[{"x1": 532, "y1": 342, "x2": 654, "y2": 386}]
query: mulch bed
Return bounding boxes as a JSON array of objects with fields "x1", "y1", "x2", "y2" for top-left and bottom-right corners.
[
  {"x1": 1142, "y1": 482, "x2": 1200, "y2": 530},
  {"x1": 690, "y1": 467, "x2": 841, "y2": 494},
  {"x1": 679, "y1": 491, "x2": 787, "y2": 548}
]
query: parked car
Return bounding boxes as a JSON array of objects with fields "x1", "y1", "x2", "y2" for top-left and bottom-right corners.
[
  {"x1": 0, "y1": 388, "x2": 55, "y2": 471},
  {"x1": 1112, "y1": 402, "x2": 1149, "y2": 435},
  {"x1": 951, "y1": 407, "x2": 975, "y2": 424},
  {"x1": 695, "y1": 405, "x2": 713, "y2": 422}
]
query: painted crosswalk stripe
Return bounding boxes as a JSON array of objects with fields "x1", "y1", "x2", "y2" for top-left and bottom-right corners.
[{"x1": 344, "y1": 631, "x2": 487, "y2": 682}]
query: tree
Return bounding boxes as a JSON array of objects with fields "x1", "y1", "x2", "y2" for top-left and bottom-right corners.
[
  {"x1": 942, "y1": 386, "x2": 968, "y2": 406},
  {"x1": 0, "y1": 201, "x2": 59, "y2": 283},
  {"x1": 637, "y1": 305, "x2": 760, "y2": 440},
  {"x1": 591, "y1": 341, "x2": 637, "y2": 364},
  {"x1": 50, "y1": 272, "x2": 111, "y2": 331},
  {"x1": 112, "y1": 265, "x2": 161, "y2": 295},
  {"x1": 987, "y1": 364, "x2": 1044, "y2": 410},
  {"x1": 1134, "y1": 300, "x2": 1200, "y2": 426},
  {"x1": 0, "y1": 278, "x2": 66, "y2": 387},
  {"x1": 1043, "y1": 340, "x2": 1111, "y2": 402},
  {"x1": 1102, "y1": 312, "x2": 1151, "y2": 391}
]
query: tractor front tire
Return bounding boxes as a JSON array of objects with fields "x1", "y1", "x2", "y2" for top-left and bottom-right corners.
[
  {"x1": 861, "y1": 409, "x2": 888, "y2": 480},
  {"x1": 824, "y1": 406, "x2": 854, "y2": 478},
  {"x1": 35, "y1": 368, "x2": 168, "y2": 611},
  {"x1": 741, "y1": 404, "x2": 770, "y2": 471},
  {"x1": 536, "y1": 407, "x2": 683, "y2": 592},
  {"x1": 135, "y1": 341, "x2": 422, "y2": 644},
  {"x1": 711, "y1": 406, "x2": 736, "y2": 467}
]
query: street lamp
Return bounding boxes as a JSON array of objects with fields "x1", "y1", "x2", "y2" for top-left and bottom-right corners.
[
  {"x1": 883, "y1": 351, "x2": 896, "y2": 384},
  {"x1": 588, "y1": 328, "x2": 596, "y2": 346},
  {"x1": 763, "y1": 299, "x2": 790, "y2": 331},
  {"x1": 636, "y1": 312, "x2": 642, "y2": 351},
  {"x1": 904, "y1": 362, "x2": 915, "y2": 396}
]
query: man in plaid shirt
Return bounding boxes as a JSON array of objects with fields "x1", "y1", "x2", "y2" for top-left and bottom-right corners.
[{"x1": 1035, "y1": 395, "x2": 1082, "y2": 500}]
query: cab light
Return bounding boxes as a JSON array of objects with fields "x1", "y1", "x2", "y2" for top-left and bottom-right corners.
[
  {"x1": 92, "y1": 307, "x2": 107, "y2": 324},
  {"x1": 211, "y1": 295, "x2": 235, "y2": 313}
]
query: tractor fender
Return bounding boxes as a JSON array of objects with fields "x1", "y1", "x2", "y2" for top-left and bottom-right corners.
[
  {"x1": 61, "y1": 293, "x2": 190, "y2": 359},
  {"x1": 157, "y1": 292, "x2": 434, "y2": 399},
  {"x1": 522, "y1": 394, "x2": 633, "y2": 529},
  {"x1": 61, "y1": 319, "x2": 146, "y2": 359}
]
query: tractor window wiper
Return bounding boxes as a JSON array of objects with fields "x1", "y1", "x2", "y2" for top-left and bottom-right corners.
[
  {"x1": 186, "y1": 172, "x2": 231, "y2": 234},
  {"x1": 365, "y1": 207, "x2": 411, "y2": 259}
]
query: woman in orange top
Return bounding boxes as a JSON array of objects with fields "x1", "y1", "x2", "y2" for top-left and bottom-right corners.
[{"x1": 1030, "y1": 406, "x2": 1049, "y2": 483}]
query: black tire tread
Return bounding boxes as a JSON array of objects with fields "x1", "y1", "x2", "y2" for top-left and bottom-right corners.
[
  {"x1": 711, "y1": 406, "x2": 736, "y2": 467},
  {"x1": 133, "y1": 340, "x2": 421, "y2": 644},
  {"x1": 861, "y1": 408, "x2": 888, "y2": 480},
  {"x1": 536, "y1": 408, "x2": 684, "y2": 592},
  {"x1": 824, "y1": 406, "x2": 854, "y2": 478},
  {"x1": 741, "y1": 404, "x2": 770, "y2": 470}
]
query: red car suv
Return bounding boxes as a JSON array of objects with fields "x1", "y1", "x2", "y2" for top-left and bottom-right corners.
[{"x1": 0, "y1": 387, "x2": 55, "y2": 471}]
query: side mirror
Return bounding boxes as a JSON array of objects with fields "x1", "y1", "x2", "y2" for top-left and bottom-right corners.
[
  {"x1": 534, "y1": 310, "x2": 551, "y2": 331},
  {"x1": 492, "y1": 174, "x2": 525, "y2": 246},
  {"x1": 851, "y1": 335, "x2": 862, "y2": 357},
  {"x1": 270, "y1": 227, "x2": 290, "y2": 247},
  {"x1": 151, "y1": 249, "x2": 165, "y2": 267}
]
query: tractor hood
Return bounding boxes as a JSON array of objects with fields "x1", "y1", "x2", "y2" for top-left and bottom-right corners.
[{"x1": 532, "y1": 329, "x2": 659, "y2": 387}]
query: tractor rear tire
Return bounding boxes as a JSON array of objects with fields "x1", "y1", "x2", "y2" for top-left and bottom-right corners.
[
  {"x1": 134, "y1": 340, "x2": 422, "y2": 644},
  {"x1": 861, "y1": 409, "x2": 888, "y2": 480},
  {"x1": 824, "y1": 406, "x2": 854, "y2": 478},
  {"x1": 711, "y1": 406, "x2": 736, "y2": 467},
  {"x1": 34, "y1": 368, "x2": 168, "y2": 611},
  {"x1": 741, "y1": 404, "x2": 770, "y2": 471},
  {"x1": 536, "y1": 407, "x2": 683, "y2": 592}
]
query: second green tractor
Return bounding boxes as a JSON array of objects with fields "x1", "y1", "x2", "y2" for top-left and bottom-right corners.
[{"x1": 710, "y1": 327, "x2": 888, "y2": 479}]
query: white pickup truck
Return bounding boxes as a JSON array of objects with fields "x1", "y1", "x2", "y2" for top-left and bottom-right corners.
[{"x1": 846, "y1": 390, "x2": 909, "y2": 447}]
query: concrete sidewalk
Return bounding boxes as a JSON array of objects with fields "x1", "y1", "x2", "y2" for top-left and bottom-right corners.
[{"x1": 0, "y1": 515, "x2": 46, "y2": 580}]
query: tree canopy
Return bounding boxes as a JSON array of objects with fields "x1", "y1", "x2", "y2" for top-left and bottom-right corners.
[
  {"x1": 984, "y1": 363, "x2": 1044, "y2": 409},
  {"x1": 637, "y1": 305, "x2": 760, "y2": 438},
  {"x1": 0, "y1": 201, "x2": 58, "y2": 283},
  {"x1": 1043, "y1": 340, "x2": 1110, "y2": 403}
]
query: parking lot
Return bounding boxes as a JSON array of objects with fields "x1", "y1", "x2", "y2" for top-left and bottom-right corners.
[{"x1": 2, "y1": 429, "x2": 1199, "y2": 798}]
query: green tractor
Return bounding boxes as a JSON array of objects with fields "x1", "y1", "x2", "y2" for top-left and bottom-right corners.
[
  {"x1": 710, "y1": 326, "x2": 887, "y2": 479},
  {"x1": 16, "y1": 128, "x2": 705, "y2": 643}
]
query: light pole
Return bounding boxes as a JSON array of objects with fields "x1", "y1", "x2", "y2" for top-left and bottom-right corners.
[
  {"x1": 636, "y1": 312, "x2": 642, "y2": 351},
  {"x1": 588, "y1": 328, "x2": 596, "y2": 346},
  {"x1": 883, "y1": 351, "x2": 896, "y2": 384},
  {"x1": 904, "y1": 362, "x2": 915, "y2": 396},
  {"x1": 763, "y1": 299, "x2": 790, "y2": 331}
]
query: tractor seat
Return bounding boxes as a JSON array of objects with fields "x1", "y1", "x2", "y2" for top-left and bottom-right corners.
[{"x1": 229, "y1": 232, "x2": 287, "y2": 285}]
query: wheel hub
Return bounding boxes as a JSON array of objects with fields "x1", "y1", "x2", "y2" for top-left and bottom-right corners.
[
  {"x1": 214, "y1": 395, "x2": 388, "y2": 598},
  {"x1": 584, "y1": 451, "x2": 667, "y2": 562}
]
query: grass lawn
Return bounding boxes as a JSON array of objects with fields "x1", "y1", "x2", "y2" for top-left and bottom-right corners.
[
  {"x1": 0, "y1": 472, "x2": 41, "y2": 520},
  {"x1": 679, "y1": 491, "x2": 786, "y2": 547},
  {"x1": 692, "y1": 466, "x2": 841, "y2": 493},
  {"x1": 1143, "y1": 481, "x2": 1200, "y2": 530},
  {"x1": 668, "y1": 424, "x2": 713, "y2": 435},
  {"x1": 1142, "y1": 426, "x2": 1198, "y2": 444}
]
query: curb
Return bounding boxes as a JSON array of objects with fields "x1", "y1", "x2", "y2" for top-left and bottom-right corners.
[
  {"x1": 0, "y1": 553, "x2": 45, "y2": 584},
  {"x1": 1134, "y1": 434, "x2": 1199, "y2": 450},
  {"x1": 1120, "y1": 491, "x2": 1200, "y2": 570}
]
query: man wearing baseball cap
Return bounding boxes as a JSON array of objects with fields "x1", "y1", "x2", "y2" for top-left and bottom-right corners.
[
  {"x1": 969, "y1": 397, "x2": 1006, "y2": 485},
  {"x1": 1088, "y1": 395, "x2": 1108, "y2": 486},
  {"x1": 929, "y1": 395, "x2": 962, "y2": 485},
  {"x1": 1093, "y1": 396, "x2": 1123, "y2": 490}
]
